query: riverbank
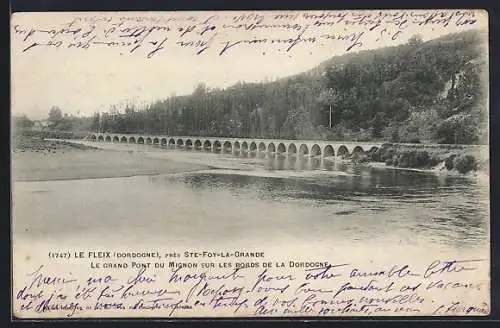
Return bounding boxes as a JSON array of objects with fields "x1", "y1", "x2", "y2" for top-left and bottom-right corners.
[
  {"x1": 11, "y1": 137, "x2": 210, "y2": 182},
  {"x1": 11, "y1": 136, "x2": 489, "y2": 181},
  {"x1": 353, "y1": 144, "x2": 489, "y2": 177},
  {"x1": 12, "y1": 135, "x2": 98, "y2": 153}
]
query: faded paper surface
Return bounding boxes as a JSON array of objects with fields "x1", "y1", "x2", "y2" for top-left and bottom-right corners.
[{"x1": 11, "y1": 10, "x2": 490, "y2": 318}]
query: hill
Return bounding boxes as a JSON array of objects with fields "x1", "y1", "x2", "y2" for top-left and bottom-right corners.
[{"x1": 88, "y1": 29, "x2": 488, "y2": 144}]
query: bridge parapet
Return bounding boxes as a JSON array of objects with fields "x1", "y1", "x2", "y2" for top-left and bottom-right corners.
[{"x1": 86, "y1": 133, "x2": 485, "y2": 158}]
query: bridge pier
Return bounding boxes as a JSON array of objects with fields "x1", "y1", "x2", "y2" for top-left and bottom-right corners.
[{"x1": 85, "y1": 133, "x2": 394, "y2": 159}]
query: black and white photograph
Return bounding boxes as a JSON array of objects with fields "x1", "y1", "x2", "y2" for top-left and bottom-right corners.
[{"x1": 11, "y1": 10, "x2": 490, "y2": 318}]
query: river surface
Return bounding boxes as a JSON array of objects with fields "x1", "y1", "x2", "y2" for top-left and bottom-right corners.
[{"x1": 12, "y1": 142, "x2": 490, "y2": 259}]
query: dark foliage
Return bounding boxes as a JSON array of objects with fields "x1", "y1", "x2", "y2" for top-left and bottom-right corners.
[{"x1": 38, "y1": 30, "x2": 489, "y2": 145}]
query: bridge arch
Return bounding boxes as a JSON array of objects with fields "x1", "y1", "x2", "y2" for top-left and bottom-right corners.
[
  {"x1": 87, "y1": 135, "x2": 385, "y2": 159},
  {"x1": 324, "y1": 145, "x2": 335, "y2": 157},
  {"x1": 223, "y1": 141, "x2": 232, "y2": 152},
  {"x1": 337, "y1": 145, "x2": 348, "y2": 158},
  {"x1": 299, "y1": 144, "x2": 309, "y2": 155},
  {"x1": 311, "y1": 144, "x2": 321, "y2": 156},
  {"x1": 352, "y1": 146, "x2": 364, "y2": 155}
]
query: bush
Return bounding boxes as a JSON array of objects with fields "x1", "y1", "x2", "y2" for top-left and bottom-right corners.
[
  {"x1": 428, "y1": 153, "x2": 442, "y2": 167},
  {"x1": 392, "y1": 154, "x2": 400, "y2": 166},
  {"x1": 445, "y1": 154, "x2": 457, "y2": 170},
  {"x1": 414, "y1": 151, "x2": 430, "y2": 167},
  {"x1": 353, "y1": 153, "x2": 370, "y2": 163},
  {"x1": 371, "y1": 148, "x2": 381, "y2": 161},
  {"x1": 376, "y1": 147, "x2": 396, "y2": 162},
  {"x1": 397, "y1": 152, "x2": 411, "y2": 168},
  {"x1": 385, "y1": 150, "x2": 433, "y2": 168},
  {"x1": 452, "y1": 155, "x2": 478, "y2": 174}
]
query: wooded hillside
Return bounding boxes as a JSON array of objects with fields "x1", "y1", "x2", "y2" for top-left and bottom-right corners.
[{"x1": 50, "y1": 29, "x2": 490, "y2": 144}]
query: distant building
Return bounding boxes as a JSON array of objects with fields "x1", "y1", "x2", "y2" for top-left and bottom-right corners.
[{"x1": 31, "y1": 120, "x2": 49, "y2": 132}]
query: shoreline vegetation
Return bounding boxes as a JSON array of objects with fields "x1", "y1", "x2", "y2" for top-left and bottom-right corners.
[
  {"x1": 46, "y1": 30, "x2": 486, "y2": 148},
  {"x1": 11, "y1": 135, "x2": 488, "y2": 182},
  {"x1": 353, "y1": 144, "x2": 489, "y2": 177}
]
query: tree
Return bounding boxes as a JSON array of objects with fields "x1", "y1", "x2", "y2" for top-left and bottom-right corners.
[
  {"x1": 79, "y1": 29, "x2": 484, "y2": 144},
  {"x1": 408, "y1": 34, "x2": 423, "y2": 46},
  {"x1": 90, "y1": 112, "x2": 100, "y2": 132},
  {"x1": 48, "y1": 106, "x2": 63, "y2": 128},
  {"x1": 12, "y1": 114, "x2": 34, "y2": 129},
  {"x1": 436, "y1": 113, "x2": 478, "y2": 144},
  {"x1": 371, "y1": 113, "x2": 384, "y2": 139}
]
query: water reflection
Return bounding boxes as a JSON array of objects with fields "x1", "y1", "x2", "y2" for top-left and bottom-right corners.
[
  {"x1": 14, "y1": 143, "x2": 489, "y2": 251},
  {"x1": 166, "y1": 152, "x2": 471, "y2": 196},
  {"x1": 152, "y1": 151, "x2": 488, "y2": 248}
]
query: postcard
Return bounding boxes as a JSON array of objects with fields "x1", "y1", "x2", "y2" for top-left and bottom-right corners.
[{"x1": 11, "y1": 9, "x2": 490, "y2": 318}]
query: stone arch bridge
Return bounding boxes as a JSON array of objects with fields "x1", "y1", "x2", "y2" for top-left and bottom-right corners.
[{"x1": 87, "y1": 133, "x2": 388, "y2": 158}]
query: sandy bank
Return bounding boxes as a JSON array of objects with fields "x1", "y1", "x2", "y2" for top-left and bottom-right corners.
[{"x1": 11, "y1": 148, "x2": 210, "y2": 182}]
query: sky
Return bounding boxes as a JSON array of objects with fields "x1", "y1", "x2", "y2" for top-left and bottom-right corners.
[{"x1": 11, "y1": 10, "x2": 488, "y2": 119}]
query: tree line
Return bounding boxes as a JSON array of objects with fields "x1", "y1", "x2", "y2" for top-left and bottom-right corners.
[{"x1": 14, "y1": 29, "x2": 488, "y2": 145}]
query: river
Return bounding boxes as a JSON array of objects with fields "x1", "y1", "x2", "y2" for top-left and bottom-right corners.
[{"x1": 12, "y1": 141, "x2": 489, "y2": 262}]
